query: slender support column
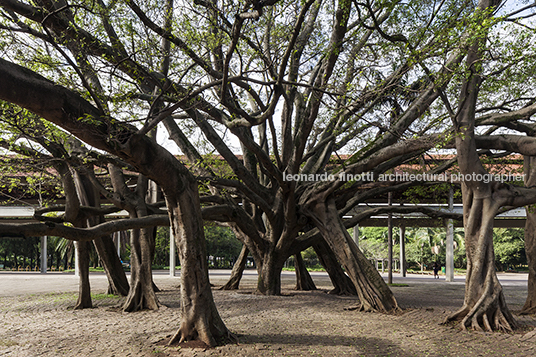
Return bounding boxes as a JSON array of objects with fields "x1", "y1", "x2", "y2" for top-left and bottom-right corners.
[
  {"x1": 400, "y1": 226, "x2": 406, "y2": 277},
  {"x1": 169, "y1": 227, "x2": 176, "y2": 277},
  {"x1": 353, "y1": 224, "x2": 359, "y2": 249},
  {"x1": 446, "y1": 187, "x2": 455, "y2": 282},
  {"x1": 115, "y1": 231, "x2": 121, "y2": 257},
  {"x1": 387, "y1": 192, "x2": 393, "y2": 284},
  {"x1": 74, "y1": 241, "x2": 80, "y2": 277},
  {"x1": 40, "y1": 236, "x2": 47, "y2": 274}
]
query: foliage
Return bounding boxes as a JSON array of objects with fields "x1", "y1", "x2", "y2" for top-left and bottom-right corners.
[
  {"x1": 358, "y1": 226, "x2": 466, "y2": 270},
  {"x1": 153, "y1": 225, "x2": 242, "y2": 268},
  {"x1": 204, "y1": 225, "x2": 242, "y2": 268},
  {"x1": 301, "y1": 247, "x2": 319, "y2": 267},
  {"x1": 0, "y1": 237, "x2": 40, "y2": 269},
  {"x1": 493, "y1": 228, "x2": 526, "y2": 270}
]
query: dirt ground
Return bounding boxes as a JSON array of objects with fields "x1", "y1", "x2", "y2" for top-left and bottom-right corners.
[{"x1": 1, "y1": 271, "x2": 535, "y2": 357}]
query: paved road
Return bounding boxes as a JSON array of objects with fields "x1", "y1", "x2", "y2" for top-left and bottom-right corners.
[{"x1": 0, "y1": 269, "x2": 528, "y2": 298}]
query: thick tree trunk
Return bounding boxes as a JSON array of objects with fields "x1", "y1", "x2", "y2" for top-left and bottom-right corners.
[
  {"x1": 522, "y1": 156, "x2": 536, "y2": 315},
  {"x1": 74, "y1": 241, "x2": 92, "y2": 309},
  {"x1": 168, "y1": 180, "x2": 234, "y2": 346},
  {"x1": 256, "y1": 248, "x2": 286, "y2": 295},
  {"x1": 123, "y1": 227, "x2": 159, "y2": 311},
  {"x1": 294, "y1": 253, "x2": 317, "y2": 291},
  {"x1": 313, "y1": 240, "x2": 357, "y2": 296},
  {"x1": 308, "y1": 198, "x2": 398, "y2": 312},
  {"x1": 445, "y1": 191, "x2": 516, "y2": 331},
  {"x1": 220, "y1": 244, "x2": 248, "y2": 290}
]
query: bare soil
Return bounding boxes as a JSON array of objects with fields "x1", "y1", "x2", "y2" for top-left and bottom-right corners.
[{"x1": 1, "y1": 274, "x2": 536, "y2": 356}]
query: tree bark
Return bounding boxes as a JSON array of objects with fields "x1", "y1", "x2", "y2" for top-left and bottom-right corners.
[
  {"x1": 74, "y1": 240, "x2": 92, "y2": 309},
  {"x1": 220, "y1": 244, "x2": 248, "y2": 290},
  {"x1": 294, "y1": 253, "x2": 317, "y2": 291},
  {"x1": 308, "y1": 197, "x2": 398, "y2": 312},
  {"x1": 313, "y1": 240, "x2": 357, "y2": 296},
  {"x1": 123, "y1": 227, "x2": 159, "y2": 311},
  {"x1": 256, "y1": 247, "x2": 286, "y2": 295},
  {"x1": 167, "y1": 179, "x2": 235, "y2": 346},
  {"x1": 522, "y1": 156, "x2": 536, "y2": 315},
  {"x1": 444, "y1": 189, "x2": 516, "y2": 331}
]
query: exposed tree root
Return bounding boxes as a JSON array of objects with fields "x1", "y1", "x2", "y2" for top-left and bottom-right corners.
[
  {"x1": 445, "y1": 290, "x2": 517, "y2": 332},
  {"x1": 520, "y1": 305, "x2": 536, "y2": 315},
  {"x1": 168, "y1": 321, "x2": 238, "y2": 347},
  {"x1": 123, "y1": 280, "x2": 159, "y2": 312},
  {"x1": 328, "y1": 284, "x2": 357, "y2": 296}
]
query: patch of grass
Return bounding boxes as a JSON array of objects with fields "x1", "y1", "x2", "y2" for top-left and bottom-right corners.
[
  {"x1": 282, "y1": 265, "x2": 326, "y2": 272},
  {"x1": 94, "y1": 293, "x2": 115, "y2": 299},
  {"x1": 50, "y1": 293, "x2": 78, "y2": 303},
  {"x1": 153, "y1": 266, "x2": 181, "y2": 270},
  {"x1": 0, "y1": 339, "x2": 18, "y2": 347},
  {"x1": 388, "y1": 283, "x2": 409, "y2": 287},
  {"x1": 62, "y1": 267, "x2": 105, "y2": 273}
]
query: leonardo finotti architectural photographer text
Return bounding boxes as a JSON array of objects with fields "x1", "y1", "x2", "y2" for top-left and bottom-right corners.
[{"x1": 283, "y1": 171, "x2": 524, "y2": 183}]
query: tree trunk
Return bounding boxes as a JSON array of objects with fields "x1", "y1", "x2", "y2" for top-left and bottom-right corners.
[
  {"x1": 104, "y1": 166, "x2": 159, "y2": 312},
  {"x1": 74, "y1": 241, "x2": 92, "y2": 309},
  {"x1": 220, "y1": 244, "x2": 248, "y2": 290},
  {"x1": 313, "y1": 240, "x2": 357, "y2": 296},
  {"x1": 522, "y1": 156, "x2": 536, "y2": 315},
  {"x1": 167, "y1": 180, "x2": 235, "y2": 346},
  {"x1": 522, "y1": 211, "x2": 536, "y2": 315},
  {"x1": 294, "y1": 253, "x2": 317, "y2": 291},
  {"x1": 445, "y1": 190, "x2": 516, "y2": 331},
  {"x1": 93, "y1": 235, "x2": 129, "y2": 296},
  {"x1": 256, "y1": 248, "x2": 286, "y2": 295},
  {"x1": 123, "y1": 227, "x2": 159, "y2": 311},
  {"x1": 308, "y1": 198, "x2": 398, "y2": 312}
]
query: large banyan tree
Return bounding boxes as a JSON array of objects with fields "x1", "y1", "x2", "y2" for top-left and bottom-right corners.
[{"x1": 2, "y1": 0, "x2": 536, "y2": 343}]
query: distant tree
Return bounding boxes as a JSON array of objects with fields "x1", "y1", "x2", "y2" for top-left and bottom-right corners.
[
  {"x1": 204, "y1": 226, "x2": 242, "y2": 268},
  {"x1": 493, "y1": 228, "x2": 525, "y2": 271}
]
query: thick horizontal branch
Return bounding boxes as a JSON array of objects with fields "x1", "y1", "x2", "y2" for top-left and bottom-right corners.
[
  {"x1": 0, "y1": 215, "x2": 170, "y2": 240},
  {"x1": 297, "y1": 206, "x2": 462, "y2": 244},
  {"x1": 475, "y1": 135, "x2": 536, "y2": 156}
]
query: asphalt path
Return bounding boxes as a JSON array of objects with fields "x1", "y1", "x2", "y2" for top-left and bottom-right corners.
[{"x1": 0, "y1": 269, "x2": 528, "y2": 297}]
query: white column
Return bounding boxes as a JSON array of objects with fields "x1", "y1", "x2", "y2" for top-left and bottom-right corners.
[
  {"x1": 400, "y1": 226, "x2": 406, "y2": 277},
  {"x1": 115, "y1": 231, "x2": 121, "y2": 257},
  {"x1": 169, "y1": 227, "x2": 176, "y2": 277},
  {"x1": 446, "y1": 187, "x2": 454, "y2": 282},
  {"x1": 40, "y1": 236, "x2": 47, "y2": 274},
  {"x1": 353, "y1": 224, "x2": 359, "y2": 248},
  {"x1": 74, "y1": 241, "x2": 80, "y2": 277}
]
